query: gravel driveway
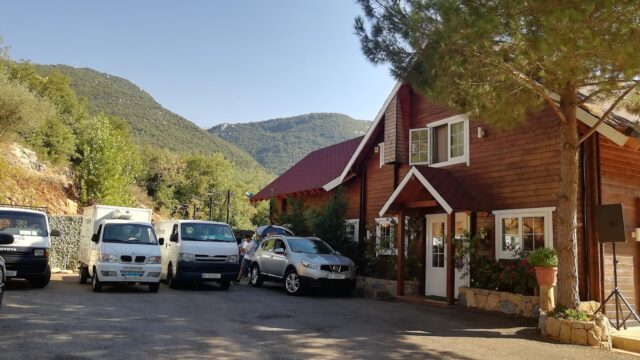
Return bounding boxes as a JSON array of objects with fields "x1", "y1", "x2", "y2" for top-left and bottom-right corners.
[{"x1": 0, "y1": 274, "x2": 635, "y2": 359}]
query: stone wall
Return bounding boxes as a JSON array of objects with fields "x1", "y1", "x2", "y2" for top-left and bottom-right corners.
[
  {"x1": 538, "y1": 311, "x2": 611, "y2": 350},
  {"x1": 49, "y1": 215, "x2": 82, "y2": 270},
  {"x1": 458, "y1": 287, "x2": 540, "y2": 318},
  {"x1": 356, "y1": 277, "x2": 396, "y2": 299}
]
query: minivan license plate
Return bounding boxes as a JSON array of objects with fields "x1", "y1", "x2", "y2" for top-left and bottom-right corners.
[
  {"x1": 202, "y1": 273, "x2": 221, "y2": 279},
  {"x1": 6, "y1": 270, "x2": 17, "y2": 277},
  {"x1": 328, "y1": 273, "x2": 346, "y2": 280}
]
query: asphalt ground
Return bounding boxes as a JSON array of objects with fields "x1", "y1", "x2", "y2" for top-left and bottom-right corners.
[{"x1": 0, "y1": 274, "x2": 636, "y2": 360}]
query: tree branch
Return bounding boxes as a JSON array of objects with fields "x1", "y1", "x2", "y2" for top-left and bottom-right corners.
[{"x1": 579, "y1": 84, "x2": 640, "y2": 144}]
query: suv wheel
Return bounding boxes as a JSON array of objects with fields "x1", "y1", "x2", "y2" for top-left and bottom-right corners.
[
  {"x1": 250, "y1": 265, "x2": 263, "y2": 287},
  {"x1": 284, "y1": 269, "x2": 303, "y2": 296}
]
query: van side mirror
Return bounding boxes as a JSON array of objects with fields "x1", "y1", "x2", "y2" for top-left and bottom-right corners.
[
  {"x1": 274, "y1": 248, "x2": 285, "y2": 255},
  {"x1": 158, "y1": 238, "x2": 165, "y2": 246},
  {"x1": 50, "y1": 229, "x2": 62, "y2": 237},
  {"x1": 0, "y1": 233, "x2": 14, "y2": 245},
  {"x1": 91, "y1": 234, "x2": 99, "y2": 243},
  {"x1": 170, "y1": 233, "x2": 179, "y2": 243}
]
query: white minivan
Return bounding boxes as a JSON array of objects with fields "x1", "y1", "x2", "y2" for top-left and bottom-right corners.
[
  {"x1": 79, "y1": 205, "x2": 162, "y2": 293},
  {"x1": 155, "y1": 220, "x2": 239, "y2": 290}
]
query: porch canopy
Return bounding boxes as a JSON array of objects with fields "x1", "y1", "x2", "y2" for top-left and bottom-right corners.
[
  {"x1": 379, "y1": 166, "x2": 484, "y2": 217},
  {"x1": 379, "y1": 166, "x2": 484, "y2": 304}
]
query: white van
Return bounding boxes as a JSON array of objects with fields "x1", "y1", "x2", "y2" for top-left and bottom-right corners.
[
  {"x1": 0, "y1": 206, "x2": 61, "y2": 288},
  {"x1": 79, "y1": 205, "x2": 161, "y2": 293},
  {"x1": 155, "y1": 220, "x2": 239, "y2": 290}
]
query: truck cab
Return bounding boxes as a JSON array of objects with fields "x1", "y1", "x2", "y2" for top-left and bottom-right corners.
[
  {"x1": 155, "y1": 220, "x2": 239, "y2": 290},
  {"x1": 79, "y1": 205, "x2": 161, "y2": 293},
  {"x1": 0, "y1": 206, "x2": 60, "y2": 288}
]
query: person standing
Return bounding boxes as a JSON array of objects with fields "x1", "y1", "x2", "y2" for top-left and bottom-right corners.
[{"x1": 234, "y1": 235, "x2": 258, "y2": 284}]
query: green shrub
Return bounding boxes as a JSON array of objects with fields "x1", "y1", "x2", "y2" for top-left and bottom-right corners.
[
  {"x1": 527, "y1": 247, "x2": 558, "y2": 267},
  {"x1": 550, "y1": 305, "x2": 590, "y2": 321}
]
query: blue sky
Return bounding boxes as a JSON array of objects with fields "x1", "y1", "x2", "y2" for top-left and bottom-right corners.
[{"x1": 0, "y1": 1, "x2": 395, "y2": 127}]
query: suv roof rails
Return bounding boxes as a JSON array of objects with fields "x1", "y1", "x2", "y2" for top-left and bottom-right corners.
[{"x1": 0, "y1": 203, "x2": 48, "y2": 214}]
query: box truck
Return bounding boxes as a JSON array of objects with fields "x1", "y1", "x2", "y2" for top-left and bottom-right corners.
[
  {"x1": 154, "y1": 220, "x2": 239, "y2": 289},
  {"x1": 79, "y1": 205, "x2": 161, "y2": 292},
  {"x1": 0, "y1": 205, "x2": 61, "y2": 288}
]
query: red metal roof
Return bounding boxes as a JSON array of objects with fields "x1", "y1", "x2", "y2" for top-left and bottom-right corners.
[{"x1": 252, "y1": 136, "x2": 364, "y2": 201}]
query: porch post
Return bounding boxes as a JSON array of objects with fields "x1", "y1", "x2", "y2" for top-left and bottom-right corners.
[
  {"x1": 396, "y1": 212, "x2": 405, "y2": 296},
  {"x1": 446, "y1": 212, "x2": 455, "y2": 304}
]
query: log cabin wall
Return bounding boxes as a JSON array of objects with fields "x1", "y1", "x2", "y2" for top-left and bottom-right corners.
[{"x1": 598, "y1": 136, "x2": 640, "y2": 312}]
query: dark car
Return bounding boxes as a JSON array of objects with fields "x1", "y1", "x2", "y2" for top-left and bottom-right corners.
[{"x1": 0, "y1": 256, "x2": 6, "y2": 310}]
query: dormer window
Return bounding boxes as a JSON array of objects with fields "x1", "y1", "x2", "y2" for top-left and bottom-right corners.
[{"x1": 409, "y1": 115, "x2": 469, "y2": 167}]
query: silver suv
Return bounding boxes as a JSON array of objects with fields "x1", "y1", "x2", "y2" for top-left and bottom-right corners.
[{"x1": 249, "y1": 236, "x2": 356, "y2": 296}]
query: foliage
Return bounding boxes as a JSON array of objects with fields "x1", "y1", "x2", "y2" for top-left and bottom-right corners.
[
  {"x1": 35, "y1": 64, "x2": 269, "y2": 178},
  {"x1": 306, "y1": 187, "x2": 356, "y2": 258},
  {"x1": 279, "y1": 197, "x2": 310, "y2": 236},
  {"x1": 0, "y1": 67, "x2": 54, "y2": 139},
  {"x1": 362, "y1": 221, "x2": 397, "y2": 280},
  {"x1": 76, "y1": 114, "x2": 140, "y2": 206},
  {"x1": 355, "y1": 0, "x2": 640, "y2": 309},
  {"x1": 550, "y1": 305, "x2": 590, "y2": 321},
  {"x1": 209, "y1": 113, "x2": 370, "y2": 174},
  {"x1": 527, "y1": 247, "x2": 559, "y2": 268}
]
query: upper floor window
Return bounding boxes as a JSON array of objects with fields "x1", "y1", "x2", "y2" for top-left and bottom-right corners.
[
  {"x1": 493, "y1": 207, "x2": 555, "y2": 260},
  {"x1": 409, "y1": 115, "x2": 469, "y2": 167}
]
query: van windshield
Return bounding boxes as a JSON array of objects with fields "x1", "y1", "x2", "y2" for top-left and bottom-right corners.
[
  {"x1": 0, "y1": 211, "x2": 47, "y2": 237},
  {"x1": 180, "y1": 223, "x2": 235, "y2": 242},
  {"x1": 102, "y1": 224, "x2": 157, "y2": 245}
]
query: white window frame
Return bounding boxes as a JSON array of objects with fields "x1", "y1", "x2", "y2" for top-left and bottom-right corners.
[
  {"x1": 344, "y1": 219, "x2": 359, "y2": 242},
  {"x1": 493, "y1": 207, "x2": 555, "y2": 260},
  {"x1": 378, "y1": 142, "x2": 385, "y2": 168},
  {"x1": 409, "y1": 128, "x2": 430, "y2": 165},
  {"x1": 408, "y1": 114, "x2": 470, "y2": 168},
  {"x1": 375, "y1": 217, "x2": 397, "y2": 256}
]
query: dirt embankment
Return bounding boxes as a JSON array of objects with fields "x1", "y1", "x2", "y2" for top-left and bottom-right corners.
[{"x1": 0, "y1": 143, "x2": 79, "y2": 215}]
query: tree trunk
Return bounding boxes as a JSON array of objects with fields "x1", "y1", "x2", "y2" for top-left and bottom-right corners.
[{"x1": 556, "y1": 86, "x2": 581, "y2": 309}]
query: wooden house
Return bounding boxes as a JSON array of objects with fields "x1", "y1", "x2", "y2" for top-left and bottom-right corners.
[{"x1": 252, "y1": 82, "x2": 640, "y2": 312}]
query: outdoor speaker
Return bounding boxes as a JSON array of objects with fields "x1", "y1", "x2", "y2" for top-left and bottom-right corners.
[{"x1": 596, "y1": 204, "x2": 627, "y2": 243}]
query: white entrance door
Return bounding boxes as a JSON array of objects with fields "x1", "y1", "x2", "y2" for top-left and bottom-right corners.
[{"x1": 425, "y1": 214, "x2": 447, "y2": 297}]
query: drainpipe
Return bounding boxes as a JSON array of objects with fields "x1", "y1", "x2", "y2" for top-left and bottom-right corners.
[{"x1": 580, "y1": 140, "x2": 589, "y2": 300}]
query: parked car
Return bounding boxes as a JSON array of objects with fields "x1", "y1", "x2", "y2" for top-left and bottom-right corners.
[
  {"x1": 249, "y1": 236, "x2": 356, "y2": 296},
  {"x1": 78, "y1": 205, "x2": 161, "y2": 293},
  {"x1": 0, "y1": 254, "x2": 6, "y2": 311},
  {"x1": 154, "y1": 220, "x2": 239, "y2": 290},
  {"x1": 0, "y1": 205, "x2": 61, "y2": 288}
]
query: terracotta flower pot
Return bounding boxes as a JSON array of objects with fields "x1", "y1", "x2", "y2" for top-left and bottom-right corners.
[{"x1": 534, "y1": 266, "x2": 558, "y2": 287}]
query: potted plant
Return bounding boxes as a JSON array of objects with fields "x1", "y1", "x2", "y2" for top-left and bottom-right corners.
[{"x1": 527, "y1": 247, "x2": 558, "y2": 287}]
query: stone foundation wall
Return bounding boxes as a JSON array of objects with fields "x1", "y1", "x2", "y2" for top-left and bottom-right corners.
[
  {"x1": 538, "y1": 311, "x2": 611, "y2": 350},
  {"x1": 49, "y1": 215, "x2": 82, "y2": 270},
  {"x1": 356, "y1": 277, "x2": 396, "y2": 299},
  {"x1": 458, "y1": 287, "x2": 540, "y2": 318}
]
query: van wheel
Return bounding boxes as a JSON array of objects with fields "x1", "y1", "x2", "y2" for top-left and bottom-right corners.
[
  {"x1": 250, "y1": 265, "x2": 263, "y2": 287},
  {"x1": 28, "y1": 266, "x2": 51, "y2": 289},
  {"x1": 284, "y1": 269, "x2": 303, "y2": 296},
  {"x1": 148, "y1": 283, "x2": 160, "y2": 293},
  {"x1": 79, "y1": 266, "x2": 89, "y2": 284},
  {"x1": 92, "y1": 269, "x2": 102, "y2": 292},
  {"x1": 167, "y1": 265, "x2": 179, "y2": 289}
]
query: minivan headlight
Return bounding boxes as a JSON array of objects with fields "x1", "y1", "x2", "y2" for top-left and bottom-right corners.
[
  {"x1": 33, "y1": 249, "x2": 48, "y2": 257},
  {"x1": 147, "y1": 256, "x2": 161, "y2": 264},
  {"x1": 179, "y1": 253, "x2": 196, "y2": 262},
  {"x1": 300, "y1": 260, "x2": 320, "y2": 270},
  {"x1": 100, "y1": 254, "x2": 118, "y2": 263},
  {"x1": 228, "y1": 255, "x2": 238, "y2": 263}
]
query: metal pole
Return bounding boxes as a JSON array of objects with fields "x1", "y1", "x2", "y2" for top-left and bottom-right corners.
[
  {"x1": 226, "y1": 190, "x2": 231, "y2": 224},
  {"x1": 192, "y1": 203, "x2": 196, "y2": 220},
  {"x1": 209, "y1": 196, "x2": 213, "y2": 221}
]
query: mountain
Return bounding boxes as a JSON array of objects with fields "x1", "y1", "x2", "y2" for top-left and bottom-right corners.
[
  {"x1": 34, "y1": 64, "x2": 267, "y2": 175},
  {"x1": 209, "y1": 113, "x2": 370, "y2": 174}
]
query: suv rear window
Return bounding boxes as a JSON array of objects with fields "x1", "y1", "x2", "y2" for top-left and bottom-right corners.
[{"x1": 262, "y1": 239, "x2": 275, "y2": 251}]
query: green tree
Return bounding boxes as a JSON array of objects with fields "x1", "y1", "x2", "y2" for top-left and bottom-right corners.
[
  {"x1": 280, "y1": 197, "x2": 310, "y2": 235},
  {"x1": 0, "y1": 67, "x2": 54, "y2": 139},
  {"x1": 76, "y1": 114, "x2": 139, "y2": 205},
  {"x1": 307, "y1": 188, "x2": 354, "y2": 257},
  {"x1": 355, "y1": 0, "x2": 640, "y2": 308}
]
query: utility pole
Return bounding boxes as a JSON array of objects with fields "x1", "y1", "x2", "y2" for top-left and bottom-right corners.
[
  {"x1": 206, "y1": 192, "x2": 215, "y2": 221},
  {"x1": 226, "y1": 190, "x2": 231, "y2": 224}
]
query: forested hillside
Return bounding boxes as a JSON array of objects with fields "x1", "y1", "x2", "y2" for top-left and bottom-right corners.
[
  {"x1": 210, "y1": 113, "x2": 370, "y2": 174},
  {"x1": 35, "y1": 64, "x2": 265, "y2": 175}
]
